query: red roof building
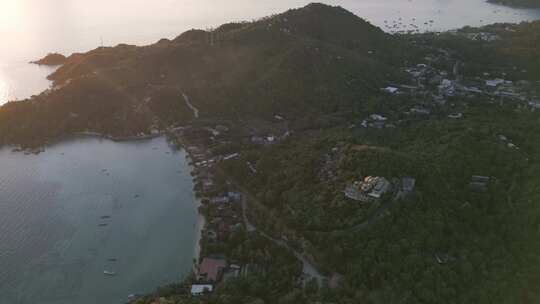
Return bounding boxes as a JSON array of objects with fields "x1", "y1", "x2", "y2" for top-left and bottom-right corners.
[{"x1": 198, "y1": 258, "x2": 227, "y2": 282}]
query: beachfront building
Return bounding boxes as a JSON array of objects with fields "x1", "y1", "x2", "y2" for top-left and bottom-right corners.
[
  {"x1": 191, "y1": 284, "x2": 213, "y2": 296},
  {"x1": 198, "y1": 257, "x2": 227, "y2": 282}
]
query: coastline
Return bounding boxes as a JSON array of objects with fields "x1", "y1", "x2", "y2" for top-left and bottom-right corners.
[
  {"x1": 184, "y1": 145, "x2": 205, "y2": 276},
  {"x1": 193, "y1": 199, "x2": 205, "y2": 273},
  {"x1": 6, "y1": 126, "x2": 206, "y2": 279},
  {"x1": 72, "y1": 131, "x2": 164, "y2": 142},
  {"x1": 175, "y1": 137, "x2": 205, "y2": 277},
  {"x1": 0, "y1": 134, "x2": 200, "y2": 304},
  {"x1": 21, "y1": 130, "x2": 207, "y2": 288},
  {"x1": 6, "y1": 131, "x2": 167, "y2": 155}
]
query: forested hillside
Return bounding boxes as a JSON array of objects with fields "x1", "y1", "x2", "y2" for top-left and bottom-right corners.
[
  {"x1": 1, "y1": 3, "x2": 540, "y2": 304},
  {"x1": 0, "y1": 3, "x2": 411, "y2": 148}
]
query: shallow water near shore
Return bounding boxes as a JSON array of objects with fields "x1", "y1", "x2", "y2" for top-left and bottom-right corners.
[
  {"x1": 0, "y1": 136, "x2": 198, "y2": 304},
  {"x1": 0, "y1": 0, "x2": 539, "y2": 104}
]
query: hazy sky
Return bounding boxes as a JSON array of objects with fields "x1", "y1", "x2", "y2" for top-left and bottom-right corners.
[
  {"x1": 1, "y1": 0, "x2": 539, "y2": 58},
  {"x1": 0, "y1": 0, "x2": 539, "y2": 103}
]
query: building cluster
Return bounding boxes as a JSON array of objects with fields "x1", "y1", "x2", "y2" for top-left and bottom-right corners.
[
  {"x1": 498, "y1": 134, "x2": 519, "y2": 150},
  {"x1": 360, "y1": 114, "x2": 395, "y2": 129},
  {"x1": 385, "y1": 55, "x2": 539, "y2": 120},
  {"x1": 345, "y1": 176, "x2": 417, "y2": 203},
  {"x1": 171, "y1": 125, "x2": 253, "y2": 297},
  {"x1": 191, "y1": 174, "x2": 246, "y2": 295},
  {"x1": 251, "y1": 135, "x2": 278, "y2": 145},
  {"x1": 364, "y1": 47, "x2": 536, "y2": 131},
  {"x1": 191, "y1": 257, "x2": 245, "y2": 296},
  {"x1": 169, "y1": 119, "x2": 310, "y2": 297},
  {"x1": 463, "y1": 31, "x2": 500, "y2": 42},
  {"x1": 445, "y1": 28, "x2": 501, "y2": 42},
  {"x1": 251, "y1": 130, "x2": 290, "y2": 146},
  {"x1": 344, "y1": 176, "x2": 393, "y2": 202}
]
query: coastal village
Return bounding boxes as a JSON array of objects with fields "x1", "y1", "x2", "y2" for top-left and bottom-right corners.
[
  {"x1": 166, "y1": 122, "x2": 314, "y2": 299},
  {"x1": 174, "y1": 126, "x2": 246, "y2": 297},
  {"x1": 1, "y1": 2, "x2": 539, "y2": 303},
  {"x1": 7, "y1": 19, "x2": 535, "y2": 304},
  {"x1": 125, "y1": 21, "x2": 538, "y2": 303},
  {"x1": 143, "y1": 103, "x2": 347, "y2": 302},
  {"x1": 153, "y1": 102, "x2": 423, "y2": 301}
]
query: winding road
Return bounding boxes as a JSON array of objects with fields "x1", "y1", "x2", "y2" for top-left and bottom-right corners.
[
  {"x1": 239, "y1": 188, "x2": 329, "y2": 286},
  {"x1": 182, "y1": 93, "x2": 199, "y2": 119}
]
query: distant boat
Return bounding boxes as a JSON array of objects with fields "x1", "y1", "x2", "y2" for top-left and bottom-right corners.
[
  {"x1": 98, "y1": 223, "x2": 108, "y2": 227},
  {"x1": 100, "y1": 215, "x2": 111, "y2": 219},
  {"x1": 108, "y1": 258, "x2": 118, "y2": 262},
  {"x1": 104, "y1": 270, "x2": 116, "y2": 276}
]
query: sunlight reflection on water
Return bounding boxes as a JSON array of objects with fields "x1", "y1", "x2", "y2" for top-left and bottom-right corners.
[{"x1": 0, "y1": 62, "x2": 57, "y2": 105}]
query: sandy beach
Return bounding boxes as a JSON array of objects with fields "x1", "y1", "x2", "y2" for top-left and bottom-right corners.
[{"x1": 193, "y1": 198, "x2": 205, "y2": 272}]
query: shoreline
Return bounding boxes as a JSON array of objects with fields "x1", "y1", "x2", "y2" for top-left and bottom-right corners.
[
  {"x1": 6, "y1": 131, "x2": 169, "y2": 155},
  {"x1": 72, "y1": 131, "x2": 164, "y2": 142},
  {"x1": 5, "y1": 129, "x2": 206, "y2": 283},
  {"x1": 184, "y1": 145, "x2": 205, "y2": 277},
  {"x1": 5, "y1": 127, "x2": 206, "y2": 278},
  {"x1": 193, "y1": 200, "x2": 205, "y2": 273},
  {"x1": 0, "y1": 134, "x2": 201, "y2": 304},
  {"x1": 176, "y1": 137, "x2": 206, "y2": 278}
]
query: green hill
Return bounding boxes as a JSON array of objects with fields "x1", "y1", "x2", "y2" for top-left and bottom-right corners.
[
  {"x1": 2, "y1": 3, "x2": 540, "y2": 304},
  {"x1": 0, "y1": 3, "x2": 409, "y2": 147}
]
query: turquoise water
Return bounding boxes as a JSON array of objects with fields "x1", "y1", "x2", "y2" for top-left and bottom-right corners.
[{"x1": 0, "y1": 136, "x2": 198, "y2": 304}]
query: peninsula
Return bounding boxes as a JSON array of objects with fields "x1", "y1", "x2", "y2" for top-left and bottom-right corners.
[{"x1": 30, "y1": 53, "x2": 67, "y2": 66}]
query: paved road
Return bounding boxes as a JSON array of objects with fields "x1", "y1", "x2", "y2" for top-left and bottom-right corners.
[
  {"x1": 259, "y1": 230, "x2": 327, "y2": 286},
  {"x1": 238, "y1": 189, "x2": 328, "y2": 285},
  {"x1": 182, "y1": 93, "x2": 199, "y2": 119},
  {"x1": 240, "y1": 194, "x2": 257, "y2": 233}
]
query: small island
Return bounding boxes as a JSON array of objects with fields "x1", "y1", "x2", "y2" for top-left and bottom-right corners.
[{"x1": 31, "y1": 53, "x2": 67, "y2": 66}]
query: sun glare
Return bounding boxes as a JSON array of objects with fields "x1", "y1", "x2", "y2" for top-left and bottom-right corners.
[{"x1": 0, "y1": 0, "x2": 23, "y2": 28}]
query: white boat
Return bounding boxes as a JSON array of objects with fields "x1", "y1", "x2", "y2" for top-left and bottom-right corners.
[{"x1": 104, "y1": 270, "x2": 116, "y2": 276}]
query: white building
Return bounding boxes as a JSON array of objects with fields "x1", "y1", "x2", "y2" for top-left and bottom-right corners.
[
  {"x1": 191, "y1": 284, "x2": 213, "y2": 296},
  {"x1": 448, "y1": 113, "x2": 463, "y2": 119},
  {"x1": 382, "y1": 86, "x2": 398, "y2": 94},
  {"x1": 485, "y1": 78, "x2": 505, "y2": 87},
  {"x1": 369, "y1": 114, "x2": 388, "y2": 121},
  {"x1": 344, "y1": 176, "x2": 392, "y2": 202}
]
